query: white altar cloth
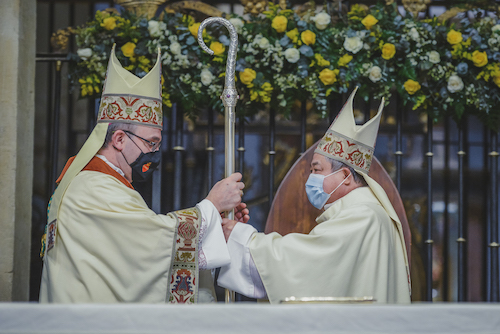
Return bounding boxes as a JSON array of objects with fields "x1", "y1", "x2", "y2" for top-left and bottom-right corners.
[{"x1": 1, "y1": 303, "x2": 499, "y2": 334}]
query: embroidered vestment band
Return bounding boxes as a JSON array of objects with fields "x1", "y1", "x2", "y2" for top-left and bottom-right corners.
[
  {"x1": 315, "y1": 130, "x2": 374, "y2": 173},
  {"x1": 97, "y1": 94, "x2": 163, "y2": 129},
  {"x1": 168, "y1": 208, "x2": 201, "y2": 304}
]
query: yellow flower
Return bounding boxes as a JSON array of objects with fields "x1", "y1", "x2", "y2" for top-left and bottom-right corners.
[
  {"x1": 162, "y1": 92, "x2": 172, "y2": 108},
  {"x1": 472, "y1": 50, "x2": 488, "y2": 67},
  {"x1": 183, "y1": 15, "x2": 195, "y2": 26},
  {"x1": 361, "y1": 14, "x2": 378, "y2": 29},
  {"x1": 81, "y1": 84, "x2": 93, "y2": 97},
  {"x1": 261, "y1": 82, "x2": 273, "y2": 92},
  {"x1": 301, "y1": 30, "x2": 316, "y2": 46},
  {"x1": 286, "y1": 28, "x2": 299, "y2": 43},
  {"x1": 250, "y1": 90, "x2": 259, "y2": 101},
  {"x1": 101, "y1": 17, "x2": 117, "y2": 30},
  {"x1": 138, "y1": 56, "x2": 150, "y2": 66},
  {"x1": 189, "y1": 23, "x2": 201, "y2": 37},
  {"x1": 404, "y1": 79, "x2": 421, "y2": 95},
  {"x1": 447, "y1": 29, "x2": 463, "y2": 45},
  {"x1": 319, "y1": 68, "x2": 339, "y2": 85},
  {"x1": 338, "y1": 54, "x2": 352, "y2": 67},
  {"x1": 381, "y1": 43, "x2": 396, "y2": 60},
  {"x1": 249, "y1": 83, "x2": 273, "y2": 103},
  {"x1": 121, "y1": 42, "x2": 136, "y2": 58},
  {"x1": 347, "y1": 4, "x2": 367, "y2": 20},
  {"x1": 209, "y1": 42, "x2": 225, "y2": 56},
  {"x1": 272, "y1": 16, "x2": 288, "y2": 33},
  {"x1": 494, "y1": 74, "x2": 500, "y2": 88},
  {"x1": 314, "y1": 54, "x2": 331, "y2": 67},
  {"x1": 239, "y1": 68, "x2": 257, "y2": 86}
]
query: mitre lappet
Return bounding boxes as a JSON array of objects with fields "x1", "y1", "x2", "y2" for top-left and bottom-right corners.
[{"x1": 44, "y1": 44, "x2": 163, "y2": 254}]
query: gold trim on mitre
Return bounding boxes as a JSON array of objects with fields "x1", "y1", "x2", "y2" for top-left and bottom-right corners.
[
  {"x1": 314, "y1": 87, "x2": 384, "y2": 174},
  {"x1": 97, "y1": 45, "x2": 163, "y2": 128}
]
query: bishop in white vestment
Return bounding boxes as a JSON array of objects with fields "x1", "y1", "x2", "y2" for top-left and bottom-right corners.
[
  {"x1": 218, "y1": 88, "x2": 411, "y2": 304},
  {"x1": 40, "y1": 46, "x2": 243, "y2": 303}
]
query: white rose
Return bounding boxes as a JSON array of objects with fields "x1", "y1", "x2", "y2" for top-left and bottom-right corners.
[
  {"x1": 428, "y1": 51, "x2": 440, "y2": 64},
  {"x1": 368, "y1": 66, "x2": 382, "y2": 83},
  {"x1": 258, "y1": 37, "x2": 270, "y2": 49},
  {"x1": 229, "y1": 18, "x2": 244, "y2": 34},
  {"x1": 148, "y1": 20, "x2": 161, "y2": 37},
  {"x1": 170, "y1": 42, "x2": 181, "y2": 55},
  {"x1": 447, "y1": 75, "x2": 464, "y2": 93},
  {"x1": 343, "y1": 36, "x2": 363, "y2": 54},
  {"x1": 408, "y1": 28, "x2": 420, "y2": 41},
  {"x1": 284, "y1": 48, "x2": 300, "y2": 63},
  {"x1": 77, "y1": 48, "x2": 92, "y2": 60},
  {"x1": 492, "y1": 24, "x2": 500, "y2": 32},
  {"x1": 313, "y1": 12, "x2": 331, "y2": 30},
  {"x1": 409, "y1": 27, "x2": 419, "y2": 40},
  {"x1": 200, "y1": 69, "x2": 214, "y2": 86}
]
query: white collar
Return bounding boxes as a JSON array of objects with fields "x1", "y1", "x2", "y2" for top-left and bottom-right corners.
[{"x1": 95, "y1": 154, "x2": 125, "y2": 177}]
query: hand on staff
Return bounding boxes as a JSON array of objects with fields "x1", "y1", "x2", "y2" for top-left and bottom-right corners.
[
  {"x1": 221, "y1": 202, "x2": 250, "y2": 223},
  {"x1": 206, "y1": 173, "x2": 245, "y2": 213}
]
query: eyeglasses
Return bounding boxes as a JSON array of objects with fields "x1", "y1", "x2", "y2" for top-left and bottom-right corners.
[{"x1": 123, "y1": 130, "x2": 161, "y2": 152}]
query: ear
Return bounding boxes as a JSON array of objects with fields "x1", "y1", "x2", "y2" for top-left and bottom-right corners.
[
  {"x1": 112, "y1": 130, "x2": 127, "y2": 151},
  {"x1": 341, "y1": 167, "x2": 353, "y2": 185}
]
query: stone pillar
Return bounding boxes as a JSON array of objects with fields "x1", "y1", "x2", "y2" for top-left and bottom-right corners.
[{"x1": 0, "y1": 0, "x2": 36, "y2": 301}]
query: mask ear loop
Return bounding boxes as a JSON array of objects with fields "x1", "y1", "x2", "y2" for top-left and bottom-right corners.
[
  {"x1": 114, "y1": 132, "x2": 144, "y2": 166},
  {"x1": 328, "y1": 171, "x2": 351, "y2": 195},
  {"x1": 321, "y1": 171, "x2": 352, "y2": 208}
]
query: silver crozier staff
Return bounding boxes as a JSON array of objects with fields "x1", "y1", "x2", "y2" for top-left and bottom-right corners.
[{"x1": 197, "y1": 17, "x2": 239, "y2": 303}]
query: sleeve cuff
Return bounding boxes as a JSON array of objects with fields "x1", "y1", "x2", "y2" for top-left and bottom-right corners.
[{"x1": 196, "y1": 200, "x2": 230, "y2": 269}]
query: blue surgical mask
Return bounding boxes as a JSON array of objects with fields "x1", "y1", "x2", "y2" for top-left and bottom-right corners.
[{"x1": 305, "y1": 170, "x2": 351, "y2": 210}]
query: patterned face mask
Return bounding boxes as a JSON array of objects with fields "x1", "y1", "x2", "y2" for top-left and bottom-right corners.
[
  {"x1": 127, "y1": 150, "x2": 161, "y2": 182},
  {"x1": 122, "y1": 132, "x2": 161, "y2": 183},
  {"x1": 305, "y1": 169, "x2": 351, "y2": 210}
]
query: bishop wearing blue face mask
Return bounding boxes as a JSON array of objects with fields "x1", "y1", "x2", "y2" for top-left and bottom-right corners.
[{"x1": 218, "y1": 87, "x2": 411, "y2": 304}]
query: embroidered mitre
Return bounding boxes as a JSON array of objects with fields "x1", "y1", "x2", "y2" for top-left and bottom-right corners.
[
  {"x1": 315, "y1": 86, "x2": 384, "y2": 174},
  {"x1": 97, "y1": 45, "x2": 163, "y2": 128}
]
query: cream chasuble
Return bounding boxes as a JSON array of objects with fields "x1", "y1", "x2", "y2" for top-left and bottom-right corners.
[
  {"x1": 219, "y1": 187, "x2": 410, "y2": 304},
  {"x1": 40, "y1": 166, "x2": 228, "y2": 303}
]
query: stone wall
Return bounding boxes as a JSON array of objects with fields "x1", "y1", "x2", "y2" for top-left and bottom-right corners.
[{"x1": 0, "y1": 0, "x2": 36, "y2": 301}]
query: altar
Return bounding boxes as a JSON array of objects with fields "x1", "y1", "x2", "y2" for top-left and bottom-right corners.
[{"x1": 1, "y1": 303, "x2": 500, "y2": 334}]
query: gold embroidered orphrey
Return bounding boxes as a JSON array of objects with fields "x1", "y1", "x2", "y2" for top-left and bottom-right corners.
[{"x1": 167, "y1": 208, "x2": 202, "y2": 304}]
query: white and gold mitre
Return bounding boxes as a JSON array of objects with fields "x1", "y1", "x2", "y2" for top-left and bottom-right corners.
[
  {"x1": 315, "y1": 87, "x2": 384, "y2": 174},
  {"x1": 97, "y1": 44, "x2": 163, "y2": 128}
]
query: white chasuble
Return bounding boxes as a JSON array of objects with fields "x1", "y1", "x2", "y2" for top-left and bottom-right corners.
[
  {"x1": 40, "y1": 168, "x2": 228, "y2": 303},
  {"x1": 219, "y1": 187, "x2": 411, "y2": 304}
]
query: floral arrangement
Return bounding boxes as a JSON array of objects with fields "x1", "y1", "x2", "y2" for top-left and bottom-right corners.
[{"x1": 70, "y1": 2, "x2": 500, "y2": 129}]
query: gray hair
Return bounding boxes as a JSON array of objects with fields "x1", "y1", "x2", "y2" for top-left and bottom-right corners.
[
  {"x1": 325, "y1": 156, "x2": 368, "y2": 187},
  {"x1": 101, "y1": 122, "x2": 138, "y2": 149}
]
